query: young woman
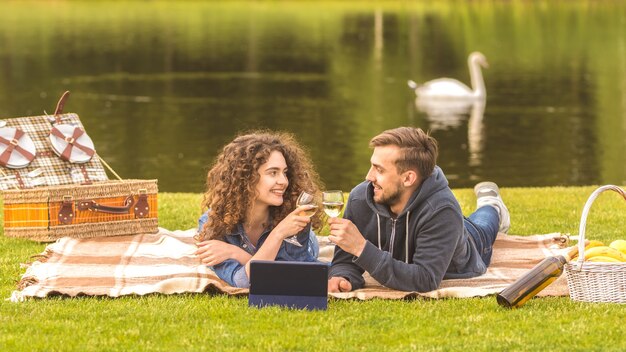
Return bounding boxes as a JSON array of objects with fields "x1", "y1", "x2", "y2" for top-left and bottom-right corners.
[{"x1": 195, "y1": 131, "x2": 323, "y2": 288}]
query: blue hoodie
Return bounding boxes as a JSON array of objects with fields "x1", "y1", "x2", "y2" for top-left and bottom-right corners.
[{"x1": 329, "y1": 166, "x2": 486, "y2": 292}]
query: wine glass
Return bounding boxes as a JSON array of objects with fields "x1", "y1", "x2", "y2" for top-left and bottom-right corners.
[
  {"x1": 322, "y1": 190, "x2": 344, "y2": 218},
  {"x1": 284, "y1": 191, "x2": 318, "y2": 247}
]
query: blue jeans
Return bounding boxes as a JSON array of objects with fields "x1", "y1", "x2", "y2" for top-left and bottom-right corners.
[{"x1": 464, "y1": 206, "x2": 500, "y2": 267}]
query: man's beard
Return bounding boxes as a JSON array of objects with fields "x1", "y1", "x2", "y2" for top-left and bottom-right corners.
[{"x1": 374, "y1": 184, "x2": 402, "y2": 207}]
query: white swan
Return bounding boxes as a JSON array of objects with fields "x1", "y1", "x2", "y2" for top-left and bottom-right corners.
[{"x1": 408, "y1": 52, "x2": 488, "y2": 101}]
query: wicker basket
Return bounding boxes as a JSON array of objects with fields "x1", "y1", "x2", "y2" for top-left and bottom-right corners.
[
  {"x1": 564, "y1": 185, "x2": 626, "y2": 303},
  {"x1": 3, "y1": 179, "x2": 158, "y2": 242}
]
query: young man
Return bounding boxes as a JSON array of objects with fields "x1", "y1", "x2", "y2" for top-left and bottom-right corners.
[{"x1": 327, "y1": 127, "x2": 510, "y2": 292}]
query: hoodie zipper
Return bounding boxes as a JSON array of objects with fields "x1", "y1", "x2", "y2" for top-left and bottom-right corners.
[{"x1": 389, "y1": 218, "x2": 397, "y2": 255}]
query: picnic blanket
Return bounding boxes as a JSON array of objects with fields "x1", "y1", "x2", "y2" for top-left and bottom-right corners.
[{"x1": 9, "y1": 228, "x2": 571, "y2": 302}]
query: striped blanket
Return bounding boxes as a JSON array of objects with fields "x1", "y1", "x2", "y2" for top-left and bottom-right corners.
[{"x1": 10, "y1": 228, "x2": 571, "y2": 302}]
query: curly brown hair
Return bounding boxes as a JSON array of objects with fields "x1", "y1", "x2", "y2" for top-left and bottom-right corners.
[{"x1": 199, "y1": 130, "x2": 323, "y2": 240}]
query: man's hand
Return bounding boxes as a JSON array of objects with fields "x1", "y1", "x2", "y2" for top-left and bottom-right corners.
[
  {"x1": 327, "y1": 217, "x2": 367, "y2": 257},
  {"x1": 328, "y1": 276, "x2": 352, "y2": 293}
]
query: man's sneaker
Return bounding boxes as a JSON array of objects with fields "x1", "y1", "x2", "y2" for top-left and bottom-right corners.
[{"x1": 474, "y1": 181, "x2": 510, "y2": 234}]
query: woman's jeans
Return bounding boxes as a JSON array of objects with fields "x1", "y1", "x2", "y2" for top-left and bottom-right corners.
[{"x1": 463, "y1": 206, "x2": 500, "y2": 267}]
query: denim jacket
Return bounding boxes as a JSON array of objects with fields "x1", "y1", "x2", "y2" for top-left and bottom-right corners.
[{"x1": 197, "y1": 212, "x2": 319, "y2": 288}]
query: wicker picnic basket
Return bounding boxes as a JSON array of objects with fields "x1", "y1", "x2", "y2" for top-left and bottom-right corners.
[
  {"x1": 564, "y1": 185, "x2": 626, "y2": 303},
  {"x1": 1, "y1": 92, "x2": 159, "y2": 242},
  {"x1": 3, "y1": 179, "x2": 158, "y2": 242}
]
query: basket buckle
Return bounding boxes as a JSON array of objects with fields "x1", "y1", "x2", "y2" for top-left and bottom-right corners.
[{"x1": 58, "y1": 195, "x2": 75, "y2": 225}]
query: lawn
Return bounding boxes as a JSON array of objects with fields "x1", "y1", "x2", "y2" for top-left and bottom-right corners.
[{"x1": 1, "y1": 186, "x2": 625, "y2": 351}]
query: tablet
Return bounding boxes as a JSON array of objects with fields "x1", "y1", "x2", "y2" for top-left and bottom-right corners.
[{"x1": 249, "y1": 260, "x2": 328, "y2": 310}]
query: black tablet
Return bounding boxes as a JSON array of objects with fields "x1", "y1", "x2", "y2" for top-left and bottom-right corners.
[{"x1": 249, "y1": 260, "x2": 328, "y2": 310}]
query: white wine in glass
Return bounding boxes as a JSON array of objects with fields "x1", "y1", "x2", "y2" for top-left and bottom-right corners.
[
  {"x1": 322, "y1": 190, "x2": 344, "y2": 218},
  {"x1": 284, "y1": 191, "x2": 317, "y2": 247},
  {"x1": 299, "y1": 204, "x2": 318, "y2": 218}
]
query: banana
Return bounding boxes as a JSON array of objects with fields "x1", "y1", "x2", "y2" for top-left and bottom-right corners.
[
  {"x1": 585, "y1": 240, "x2": 605, "y2": 250},
  {"x1": 570, "y1": 240, "x2": 606, "y2": 260},
  {"x1": 583, "y1": 246, "x2": 626, "y2": 262},
  {"x1": 609, "y1": 239, "x2": 626, "y2": 255},
  {"x1": 587, "y1": 256, "x2": 622, "y2": 263}
]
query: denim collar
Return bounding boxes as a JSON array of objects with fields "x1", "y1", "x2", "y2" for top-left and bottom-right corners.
[{"x1": 225, "y1": 223, "x2": 273, "y2": 254}]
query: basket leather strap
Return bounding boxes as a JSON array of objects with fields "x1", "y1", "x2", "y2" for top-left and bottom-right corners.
[
  {"x1": 77, "y1": 196, "x2": 135, "y2": 214},
  {"x1": 134, "y1": 193, "x2": 149, "y2": 218},
  {"x1": 78, "y1": 165, "x2": 93, "y2": 185},
  {"x1": 58, "y1": 197, "x2": 74, "y2": 225},
  {"x1": 54, "y1": 91, "x2": 71, "y2": 123},
  {"x1": 50, "y1": 127, "x2": 95, "y2": 161},
  {"x1": 0, "y1": 129, "x2": 36, "y2": 167},
  {"x1": 13, "y1": 171, "x2": 26, "y2": 189},
  {"x1": 59, "y1": 194, "x2": 151, "y2": 224}
]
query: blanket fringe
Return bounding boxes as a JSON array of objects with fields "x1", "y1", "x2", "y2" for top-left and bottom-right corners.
[
  {"x1": 17, "y1": 276, "x2": 39, "y2": 291},
  {"x1": 18, "y1": 248, "x2": 53, "y2": 270},
  {"x1": 30, "y1": 248, "x2": 54, "y2": 263},
  {"x1": 20, "y1": 248, "x2": 55, "y2": 268},
  {"x1": 8, "y1": 290, "x2": 25, "y2": 303},
  {"x1": 554, "y1": 233, "x2": 570, "y2": 246}
]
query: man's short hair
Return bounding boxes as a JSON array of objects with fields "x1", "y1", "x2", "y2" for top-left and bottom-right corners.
[{"x1": 369, "y1": 127, "x2": 438, "y2": 178}]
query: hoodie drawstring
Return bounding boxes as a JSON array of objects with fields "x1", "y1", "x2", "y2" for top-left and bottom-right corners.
[
  {"x1": 405, "y1": 211, "x2": 410, "y2": 263},
  {"x1": 376, "y1": 213, "x2": 382, "y2": 250}
]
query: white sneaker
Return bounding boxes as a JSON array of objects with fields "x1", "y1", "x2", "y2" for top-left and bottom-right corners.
[{"x1": 474, "y1": 181, "x2": 510, "y2": 234}]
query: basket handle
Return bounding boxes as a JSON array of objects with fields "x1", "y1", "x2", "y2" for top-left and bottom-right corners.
[
  {"x1": 77, "y1": 196, "x2": 135, "y2": 214},
  {"x1": 575, "y1": 185, "x2": 626, "y2": 268},
  {"x1": 58, "y1": 192, "x2": 150, "y2": 225},
  {"x1": 53, "y1": 91, "x2": 71, "y2": 124},
  {"x1": 76, "y1": 191, "x2": 150, "y2": 218}
]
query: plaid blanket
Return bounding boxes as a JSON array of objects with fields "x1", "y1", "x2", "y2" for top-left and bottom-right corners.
[
  {"x1": 1, "y1": 113, "x2": 108, "y2": 190},
  {"x1": 10, "y1": 228, "x2": 570, "y2": 302}
]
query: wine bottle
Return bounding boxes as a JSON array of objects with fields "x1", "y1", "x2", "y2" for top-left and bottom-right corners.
[{"x1": 496, "y1": 246, "x2": 578, "y2": 308}]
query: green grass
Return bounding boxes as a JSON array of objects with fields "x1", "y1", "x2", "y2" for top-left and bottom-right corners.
[{"x1": 1, "y1": 186, "x2": 626, "y2": 351}]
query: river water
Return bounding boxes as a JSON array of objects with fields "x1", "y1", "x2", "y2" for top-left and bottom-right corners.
[{"x1": 0, "y1": 1, "x2": 624, "y2": 192}]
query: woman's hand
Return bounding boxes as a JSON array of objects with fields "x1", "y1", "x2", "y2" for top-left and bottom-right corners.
[
  {"x1": 195, "y1": 240, "x2": 252, "y2": 266},
  {"x1": 241, "y1": 205, "x2": 316, "y2": 278},
  {"x1": 270, "y1": 205, "x2": 315, "y2": 240}
]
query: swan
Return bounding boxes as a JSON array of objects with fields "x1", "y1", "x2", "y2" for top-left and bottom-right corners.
[{"x1": 408, "y1": 52, "x2": 488, "y2": 101}]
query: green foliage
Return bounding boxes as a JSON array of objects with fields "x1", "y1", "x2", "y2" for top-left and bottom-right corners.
[{"x1": 1, "y1": 188, "x2": 626, "y2": 351}]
